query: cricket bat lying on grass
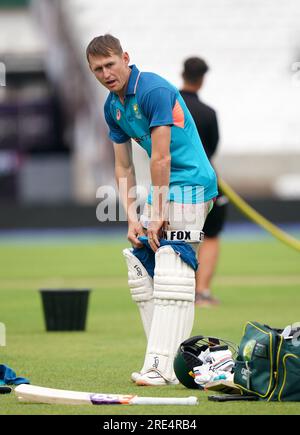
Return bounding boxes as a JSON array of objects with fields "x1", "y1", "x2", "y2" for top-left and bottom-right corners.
[
  {"x1": 204, "y1": 380, "x2": 243, "y2": 395},
  {"x1": 15, "y1": 384, "x2": 198, "y2": 406},
  {"x1": 205, "y1": 380, "x2": 258, "y2": 401}
]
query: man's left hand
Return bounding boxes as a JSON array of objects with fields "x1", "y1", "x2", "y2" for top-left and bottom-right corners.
[{"x1": 147, "y1": 219, "x2": 165, "y2": 252}]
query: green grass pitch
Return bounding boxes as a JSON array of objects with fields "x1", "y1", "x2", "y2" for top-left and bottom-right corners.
[{"x1": 0, "y1": 234, "x2": 300, "y2": 415}]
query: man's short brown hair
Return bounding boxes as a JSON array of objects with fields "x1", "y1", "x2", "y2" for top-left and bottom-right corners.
[
  {"x1": 182, "y1": 57, "x2": 209, "y2": 83},
  {"x1": 86, "y1": 34, "x2": 123, "y2": 62}
]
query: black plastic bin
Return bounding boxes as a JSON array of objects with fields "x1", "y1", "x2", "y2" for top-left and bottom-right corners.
[{"x1": 40, "y1": 289, "x2": 91, "y2": 331}]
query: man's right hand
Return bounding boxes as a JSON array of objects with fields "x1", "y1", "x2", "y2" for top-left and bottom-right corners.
[{"x1": 127, "y1": 221, "x2": 145, "y2": 248}]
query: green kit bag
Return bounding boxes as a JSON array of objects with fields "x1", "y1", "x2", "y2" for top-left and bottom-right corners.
[{"x1": 234, "y1": 321, "x2": 300, "y2": 401}]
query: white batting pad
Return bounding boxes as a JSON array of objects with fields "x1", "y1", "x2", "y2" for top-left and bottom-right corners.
[
  {"x1": 141, "y1": 246, "x2": 195, "y2": 381},
  {"x1": 123, "y1": 249, "x2": 154, "y2": 339}
]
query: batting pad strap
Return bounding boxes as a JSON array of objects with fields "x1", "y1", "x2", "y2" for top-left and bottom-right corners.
[
  {"x1": 162, "y1": 230, "x2": 204, "y2": 243},
  {"x1": 123, "y1": 249, "x2": 153, "y2": 302},
  {"x1": 153, "y1": 246, "x2": 195, "y2": 301}
]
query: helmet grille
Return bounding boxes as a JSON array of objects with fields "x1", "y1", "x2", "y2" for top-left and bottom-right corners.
[{"x1": 182, "y1": 351, "x2": 202, "y2": 370}]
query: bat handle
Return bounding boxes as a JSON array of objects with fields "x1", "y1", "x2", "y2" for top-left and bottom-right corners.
[{"x1": 131, "y1": 396, "x2": 198, "y2": 405}]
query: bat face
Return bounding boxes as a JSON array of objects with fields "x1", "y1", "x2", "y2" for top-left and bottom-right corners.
[{"x1": 204, "y1": 380, "x2": 242, "y2": 395}]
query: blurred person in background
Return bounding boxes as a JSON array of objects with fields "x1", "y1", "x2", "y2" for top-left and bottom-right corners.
[{"x1": 180, "y1": 57, "x2": 228, "y2": 307}]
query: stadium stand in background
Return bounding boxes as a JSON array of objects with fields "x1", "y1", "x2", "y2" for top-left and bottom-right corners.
[{"x1": 0, "y1": 0, "x2": 299, "y2": 228}]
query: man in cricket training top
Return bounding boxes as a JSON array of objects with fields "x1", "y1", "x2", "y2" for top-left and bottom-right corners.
[{"x1": 87, "y1": 34, "x2": 217, "y2": 386}]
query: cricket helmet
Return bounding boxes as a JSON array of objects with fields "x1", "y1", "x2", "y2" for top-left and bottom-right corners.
[{"x1": 173, "y1": 335, "x2": 238, "y2": 389}]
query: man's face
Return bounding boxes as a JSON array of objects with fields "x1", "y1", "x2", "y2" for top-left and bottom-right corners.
[{"x1": 88, "y1": 52, "x2": 130, "y2": 93}]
